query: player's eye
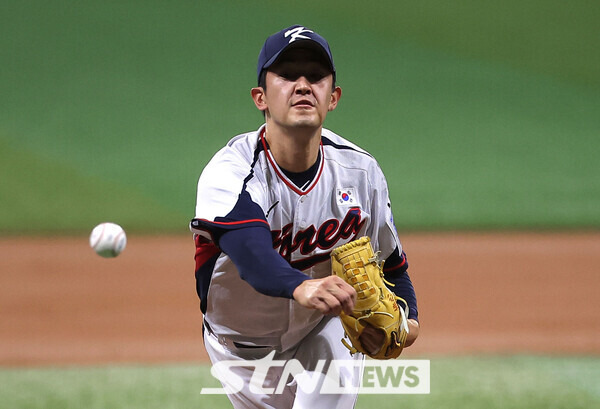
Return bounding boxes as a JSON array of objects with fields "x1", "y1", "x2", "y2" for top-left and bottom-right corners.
[
  {"x1": 278, "y1": 71, "x2": 293, "y2": 80},
  {"x1": 278, "y1": 71, "x2": 327, "y2": 83},
  {"x1": 305, "y1": 73, "x2": 327, "y2": 83}
]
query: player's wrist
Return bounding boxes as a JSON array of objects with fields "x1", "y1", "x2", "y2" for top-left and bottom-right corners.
[
  {"x1": 290, "y1": 276, "x2": 311, "y2": 300},
  {"x1": 405, "y1": 319, "x2": 419, "y2": 347}
]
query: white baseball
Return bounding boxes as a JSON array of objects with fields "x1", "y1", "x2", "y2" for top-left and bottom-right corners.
[{"x1": 89, "y1": 222, "x2": 127, "y2": 258}]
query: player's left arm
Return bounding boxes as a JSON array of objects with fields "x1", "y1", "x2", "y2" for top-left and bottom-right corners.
[
  {"x1": 368, "y1": 163, "x2": 420, "y2": 347},
  {"x1": 358, "y1": 249, "x2": 419, "y2": 350},
  {"x1": 382, "y1": 248, "x2": 419, "y2": 346}
]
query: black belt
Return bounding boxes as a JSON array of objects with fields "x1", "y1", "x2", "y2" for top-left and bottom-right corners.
[
  {"x1": 233, "y1": 342, "x2": 271, "y2": 349},
  {"x1": 204, "y1": 319, "x2": 271, "y2": 349}
]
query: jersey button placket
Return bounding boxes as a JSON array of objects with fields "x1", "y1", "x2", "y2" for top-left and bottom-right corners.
[{"x1": 296, "y1": 195, "x2": 307, "y2": 229}]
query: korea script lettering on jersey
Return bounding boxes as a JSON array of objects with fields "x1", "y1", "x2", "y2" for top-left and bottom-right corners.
[{"x1": 190, "y1": 125, "x2": 402, "y2": 351}]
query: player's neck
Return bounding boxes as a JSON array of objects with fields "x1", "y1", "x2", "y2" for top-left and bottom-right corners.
[{"x1": 264, "y1": 125, "x2": 321, "y2": 172}]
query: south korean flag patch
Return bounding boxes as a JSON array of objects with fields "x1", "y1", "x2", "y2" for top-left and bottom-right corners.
[{"x1": 337, "y1": 188, "x2": 357, "y2": 205}]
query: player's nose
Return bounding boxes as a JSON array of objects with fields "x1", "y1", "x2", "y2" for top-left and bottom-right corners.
[{"x1": 294, "y1": 76, "x2": 312, "y2": 94}]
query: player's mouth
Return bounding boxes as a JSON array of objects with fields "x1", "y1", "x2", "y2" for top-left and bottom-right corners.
[{"x1": 292, "y1": 99, "x2": 315, "y2": 108}]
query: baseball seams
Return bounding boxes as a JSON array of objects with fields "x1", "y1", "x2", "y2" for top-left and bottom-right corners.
[
  {"x1": 90, "y1": 223, "x2": 106, "y2": 250},
  {"x1": 90, "y1": 222, "x2": 127, "y2": 258}
]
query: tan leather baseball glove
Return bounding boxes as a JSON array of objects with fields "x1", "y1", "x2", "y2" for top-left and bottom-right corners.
[{"x1": 331, "y1": 236, "x2": 409, "y2": 359}]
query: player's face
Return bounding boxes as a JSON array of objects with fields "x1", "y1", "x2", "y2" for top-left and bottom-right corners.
[{"x1": 257, "y1": 47, "x2": 341, "y2": 131}]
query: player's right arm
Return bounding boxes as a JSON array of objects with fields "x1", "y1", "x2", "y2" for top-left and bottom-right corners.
[{"x1": 218, "y1": 226, "x2": 355, "y2": 315}]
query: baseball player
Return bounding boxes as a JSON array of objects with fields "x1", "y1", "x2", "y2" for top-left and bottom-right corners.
[{"x1": 190, "y1": 25, "x2": 419, "y2": 408}]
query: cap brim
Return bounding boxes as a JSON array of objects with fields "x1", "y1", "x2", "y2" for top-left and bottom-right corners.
[{"x1": 262, "y1": 39, "x2": 334, "y2": 73}]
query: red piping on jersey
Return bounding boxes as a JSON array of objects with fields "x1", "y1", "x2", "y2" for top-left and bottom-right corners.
[
  {"x1": 383, "y1": 253, "x2": 407, "y2": 273},
  {"x1": 194, "y1": 235, "x2": 221, "y2": 271},
  {"x1": 260, "y1": 129, "x2": 324, "y2": 196}
]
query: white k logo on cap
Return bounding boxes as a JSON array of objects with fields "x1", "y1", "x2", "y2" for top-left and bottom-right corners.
[{"x1": 284, "y1": 26, "x2": 314, "y2": 43}]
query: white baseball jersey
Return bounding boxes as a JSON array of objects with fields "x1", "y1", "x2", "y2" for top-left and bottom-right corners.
[{"x1": 191, "y1": 124, "x2": 403, "y2": 352}]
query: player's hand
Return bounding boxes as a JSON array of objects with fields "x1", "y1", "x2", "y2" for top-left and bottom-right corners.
[
  {"x1": 359, "y1": 319, "x2": 420, "y2": 354},
  {"x1": 292, "y1": 276, "x2": 356, "y2": 315},
  {"x1": 359, "y1": 324, "x2": 386, "y2": 355}
]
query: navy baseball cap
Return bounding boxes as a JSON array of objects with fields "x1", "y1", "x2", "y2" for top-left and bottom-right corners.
[{"x1": 257, "y1": 25, "x2": 336, "y2": 84}]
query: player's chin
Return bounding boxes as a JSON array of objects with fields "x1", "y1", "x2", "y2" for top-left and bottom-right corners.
[
  {"x1": 289, "y1": 117, "x2": 322, "y2": 131},
  {"x1": 290, "y1": 109, "x2": 321, "y2": 121}
]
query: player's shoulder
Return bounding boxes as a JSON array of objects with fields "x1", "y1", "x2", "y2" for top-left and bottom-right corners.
[
  {"x1": 321, "y1": 128, "x2": 383, "y2": 173},
  {"x1": 321, "y1": 128, "x2": 372, "y2": 157},
  {"x1": 198, "y1": 127, "x2": 264, "y2": 188},
  {"x1": 210, "y1": 127, "x2": 263, "y2": 164},
  {"x1": 225, "y1": 127, "x2": 262, "y2": 154}
]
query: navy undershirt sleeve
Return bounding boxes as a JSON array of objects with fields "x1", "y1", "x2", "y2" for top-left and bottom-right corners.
[
  {"x1": 384, "y1": 248, "x2": 419, "y2": 322},
  {"x1": 218, "y1": 226, "x2": 310, "y2": 299},
  {"x1": 387, "y1": 271, "x2": 419, "y2": 322}
]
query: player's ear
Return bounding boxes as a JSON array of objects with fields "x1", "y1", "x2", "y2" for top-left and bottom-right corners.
[
  {"x1": 251, "y1": 87, "x2": 268, "y2": 112},
  {"x1": 328, "y1": 86, "x2": 342, "y2": 112}
]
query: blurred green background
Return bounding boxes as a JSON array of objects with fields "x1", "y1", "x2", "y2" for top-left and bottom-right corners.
[{"x1": 2, "y1": 0, "x2": 599, "y2": 235}]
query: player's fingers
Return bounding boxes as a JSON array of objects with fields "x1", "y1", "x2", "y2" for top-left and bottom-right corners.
[
  {"x1": 311, "y1": 294, "x2": 339, "y2": 315},
  {"x1": 328, "y1": 276, "x2": 356, "y2": 314},
  {"x1": 330, "y1": 285, "x2": 355, "y2": 315},
  {"x1": 359, "y1": 325, "x2": 386, "y2": 355},
  {"x1": 323, "y1": 288, "x2": 356, "y2": 316},
  {"x1": 322, "y1": 292, "x2": 345, "y2": 315},
  {"x1": 326, "y1": 275, "x2": 354, "y2": 293},
  {"x1": 314, "y1": 281, "x2": 349, "y2": 315},
  {"x1": 295, "y1": 277, "x2": 354, "y2": 315}
]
